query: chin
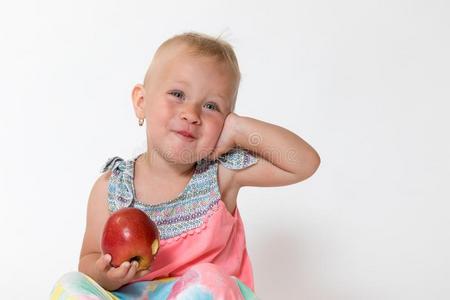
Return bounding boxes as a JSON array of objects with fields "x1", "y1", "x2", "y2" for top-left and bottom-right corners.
[
  {"x1": 174, "y1": 148, "x2": 214, "y2": 164},
  {"x1": 155, "y1": 138, "x2": 214, "y2": 164}
]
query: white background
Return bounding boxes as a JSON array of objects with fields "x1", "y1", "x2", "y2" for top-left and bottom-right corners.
[{"x1": 1, "y1": 0, "x2": 449, "y2": 299}]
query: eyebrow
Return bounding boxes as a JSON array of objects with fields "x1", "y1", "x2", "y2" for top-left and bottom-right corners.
[{"x1": 173, "y1": 80, "x2": 191, "y2": 87}]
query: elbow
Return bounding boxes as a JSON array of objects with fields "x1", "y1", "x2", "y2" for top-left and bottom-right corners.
[
  {"x1": 312, "y1": 154, "x2": 321, "y2": 176},
  {"x1": 308, "y1": 151, "x2": 321, "y2": 176},
  {"x1": 313, "y1": 151, "x2": 321, "y2": 171},
  {"x1": 295, "y1": 151, "x2": 321, "y2": 183}
]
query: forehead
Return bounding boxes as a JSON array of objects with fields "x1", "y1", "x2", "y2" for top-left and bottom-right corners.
[{"x1": 147, "y1": 44, "x2": 237, "y2": 107}]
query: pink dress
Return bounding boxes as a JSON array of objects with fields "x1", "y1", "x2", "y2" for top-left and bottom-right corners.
[{"x1": 108, "y1": 147, "x2": 257, "y2": 294}]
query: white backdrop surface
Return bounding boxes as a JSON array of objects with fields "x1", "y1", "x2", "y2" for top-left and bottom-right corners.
[{"x1": 1, "y1": 0, "x2": 449, "y2": 299}]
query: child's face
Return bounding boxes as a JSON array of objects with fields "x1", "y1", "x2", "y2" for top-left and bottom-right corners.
[{"x1": 133, "y1": 45, "x2": 236, "y2": 164}]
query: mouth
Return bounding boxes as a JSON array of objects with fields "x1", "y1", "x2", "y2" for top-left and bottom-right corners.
[{"x1": 174, "y1": 130, "x2": 196, "y2": 141}]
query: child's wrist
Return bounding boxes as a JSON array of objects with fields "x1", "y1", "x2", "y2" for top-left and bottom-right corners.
[
  {"x1": 229, "y1": 113, "x2": 246, "y2": 148},
  {"x1": 227, "y1": 112, "x2": 241, "y2": 147}
]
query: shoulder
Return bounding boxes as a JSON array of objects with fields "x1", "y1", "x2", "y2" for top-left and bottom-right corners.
[
  {"x1": 200, "y1": 148, "x2": 258, "y2": 189},
  {"x1": 87, "y1": 155, "x2": 128, "y2": 211},
  {"x1": 84, "y1": 156, "x2": 126, "y2": 225},
  {"x1": 93, "y1": 156, "x2": 126, "y2": 195},
  {"x1": 216, "y1": 147, "x2": 258, "y2": 170},
  {"x1": 87, "y1": 169, "x2": 112, "y2": 212},
  {"x1": 100, "y1": 156, "x2": 127, "y2": 174},
  {"x1": 214, "y1": 148, "x2": 259, "y2": 211},
  {"x1": 92, "y1": 170, "x2": 111, "y2": 196}
]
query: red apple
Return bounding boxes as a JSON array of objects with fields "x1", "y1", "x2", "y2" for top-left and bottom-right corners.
[{"x1": 101, "y1": 207, "x2": 160, "y2": 271}]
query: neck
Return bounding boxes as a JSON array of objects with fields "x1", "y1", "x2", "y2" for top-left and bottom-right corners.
[{"x1": 140, "y1": 148, "x2": 195, "y2": 178}]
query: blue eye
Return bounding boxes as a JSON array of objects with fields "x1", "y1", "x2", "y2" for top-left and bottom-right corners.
[
  {"x1": 204, "y1": 102, "x2": 219, "y2": 111},
  {"x1": 170, "y1": 90, "x2": 185, "y2": 99}
]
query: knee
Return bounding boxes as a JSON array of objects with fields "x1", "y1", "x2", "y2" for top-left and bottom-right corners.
[
  {"x1": 168, "y1": 263, "x2": 243, "y2": 299},
  {"x1": 50, "y1": 272, "x2": 99, "y2": 300}
]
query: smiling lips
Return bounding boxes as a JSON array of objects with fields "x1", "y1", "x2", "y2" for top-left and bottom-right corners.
[{"x1": 175, "y1": 130, "x2": 195, "y2": 140}]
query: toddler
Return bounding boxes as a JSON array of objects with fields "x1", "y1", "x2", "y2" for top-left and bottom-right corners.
[{"x1": 50, "y1": 32, "x2": 320, "y2": 299}]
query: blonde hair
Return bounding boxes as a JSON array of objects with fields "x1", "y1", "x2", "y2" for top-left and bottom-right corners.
[{"x1": 149, "y1": 32, "x2": 241, "y2": 110}]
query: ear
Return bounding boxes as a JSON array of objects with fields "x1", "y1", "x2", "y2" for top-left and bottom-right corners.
[{"x1": 131, "y1": 83, "x2": 146, "y2": 119}]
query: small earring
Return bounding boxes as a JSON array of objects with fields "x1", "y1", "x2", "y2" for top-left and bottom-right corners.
[{"x1": 138, "y1": 118, "x2": 144, "y2": 126}]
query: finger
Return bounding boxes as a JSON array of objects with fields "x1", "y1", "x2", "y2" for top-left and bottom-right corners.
[
  {"x1": 135, "y1": 268, "x2": 151, "y2": 279},
  {"x1": 108, "y1": 261, "x2": 131, "y2": 280},
  {"x1": 96, "y1": 254, "x2": 112, "y2": 272},
  {"x1": 123, "y1": 261, "x2": 139, "y2": 282}
]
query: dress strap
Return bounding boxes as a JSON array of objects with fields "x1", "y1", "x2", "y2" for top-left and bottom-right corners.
[
  {"x1": 101, "y1": 156, "x2": 124, "y2": 173},
  {"x1": 100, "y1": 156, "x2": 134, "y2": 211},
  {"x1": 217, "y1": 148, "x2": 258, "y2": 170}
]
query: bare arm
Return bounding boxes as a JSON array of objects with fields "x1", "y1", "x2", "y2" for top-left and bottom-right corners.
[
  {"x1": 229, "y1": 113, "x2": 321, "y2": 188},
  {"x1": 78, "y1": 171, "x2": 149, "y2": 291}
]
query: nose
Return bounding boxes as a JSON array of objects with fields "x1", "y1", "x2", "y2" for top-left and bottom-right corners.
[{"x1": 179, "y1": 104, "x2": 201, "y2": 125}]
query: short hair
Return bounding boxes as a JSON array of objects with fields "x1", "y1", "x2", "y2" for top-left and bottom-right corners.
[{"x1": 149, "y1": 32, "x2": 241, "y2": 110}]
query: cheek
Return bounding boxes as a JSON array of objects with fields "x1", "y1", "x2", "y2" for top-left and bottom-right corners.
[
  {"x1": 204, "y1": 118, "x2": 225, "y2": 141},
  {"x1": 147, "y1": 100, "x2": 173, "y2": 124}
]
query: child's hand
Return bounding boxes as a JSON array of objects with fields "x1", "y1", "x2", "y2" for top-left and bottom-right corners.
[
  {"x1": 208, "y1": 112, "x2": 239, "y2": 161},
  {"x1": 95, "y1": 254, "x2": 150, "y2": 291}
]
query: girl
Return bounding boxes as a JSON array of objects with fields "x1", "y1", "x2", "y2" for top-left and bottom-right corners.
[{"x1": 51, "y1": 32, "x2": 320, "y2": 299}]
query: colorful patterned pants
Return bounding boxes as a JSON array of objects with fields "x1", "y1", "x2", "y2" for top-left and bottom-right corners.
[{"x1": 50, "y1": 263, "x2": 258, "y2": 299}]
